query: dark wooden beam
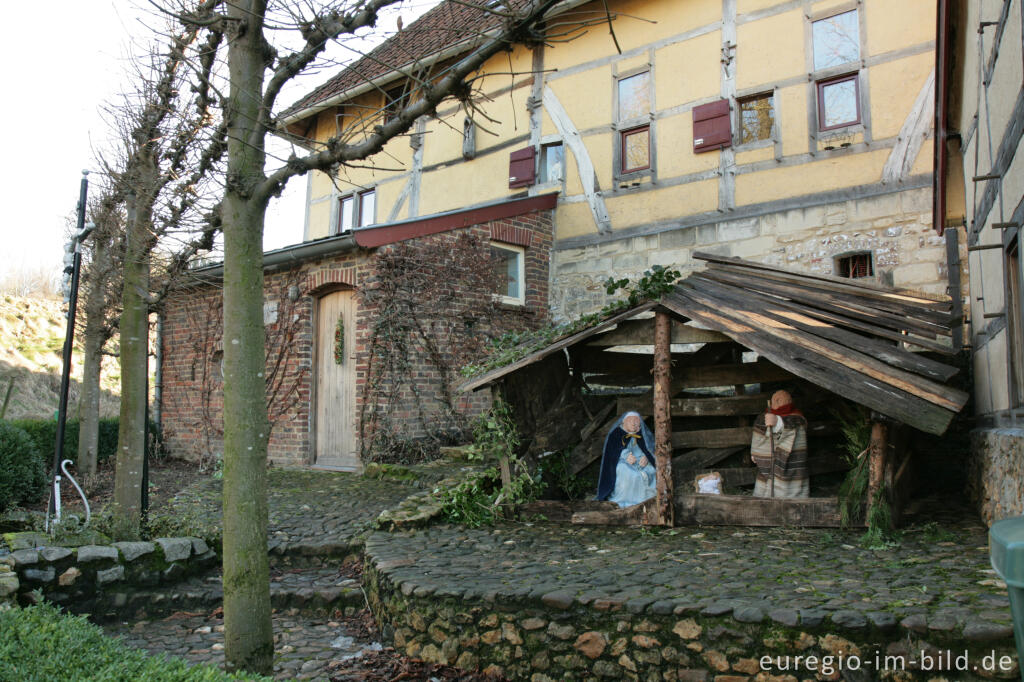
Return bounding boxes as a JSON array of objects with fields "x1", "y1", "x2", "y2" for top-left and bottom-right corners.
[
  {"x1": 672, "y1": 426, "x2": 753, "y2": 449},
  {"x1": 619, "y1": 393, "x2": 770, "y2": 417},
  {"x1": 674, "y1": 494, "x2": 853, "y2": 527},
  {"x1": 652, "y1": 311, "x2": 674, "y2": 526},
  {"x1": 588, "y1": 318, "x2": 730, "y2": 346}
]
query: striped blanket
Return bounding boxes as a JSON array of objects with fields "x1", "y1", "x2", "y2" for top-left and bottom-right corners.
[{"x1": 750, "y1": 413, "x2": 809, "y2": 498}]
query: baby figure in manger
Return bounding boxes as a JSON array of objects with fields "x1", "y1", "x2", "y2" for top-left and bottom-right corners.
[{"x1": 596, "y1": 411, "x2": 657, "y2": 508}]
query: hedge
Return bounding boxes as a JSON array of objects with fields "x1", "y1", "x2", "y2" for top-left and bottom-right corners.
[
  {"x1": 0, "y1": 602, "x2": 272, "y2": 681},
  {"x1": 5, "y1": 417, "x2": 161, "y2": 469},
  {"x1": 0, "y1": 421, "x2": 46, "y2": 513}
]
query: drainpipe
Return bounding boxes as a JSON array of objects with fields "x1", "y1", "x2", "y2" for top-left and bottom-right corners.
[{"x1": 154, "y1": 312, "x2": 163, "y2": 432}]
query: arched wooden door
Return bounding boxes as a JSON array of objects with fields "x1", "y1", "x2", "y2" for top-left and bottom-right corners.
[{"x1": 313, "y1": 289, "x2": 359, "y2": 470}]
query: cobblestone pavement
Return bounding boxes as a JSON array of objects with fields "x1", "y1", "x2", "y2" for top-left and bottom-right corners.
[
  {"x1": 365, "y1": 498, "x2": 1015, "y2": 638},
  {"x1": 165, "y1": 468, "x2": 416, "y2": 555},
  {"x1": 106, "y1": 609, "x2": 383, "y2": 681}
]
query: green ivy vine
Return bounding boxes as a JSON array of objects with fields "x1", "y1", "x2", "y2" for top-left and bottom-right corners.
[{"x1": 334, "y1": 315, "x2": 345, "y2": 365}]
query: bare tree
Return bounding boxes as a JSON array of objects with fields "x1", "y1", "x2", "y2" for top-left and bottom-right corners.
[
  {"x1": 76, "y1": 189, "x2": 125, "y2": 478},
  {"x1": 160, "y1": 0, "x2": 593, "y2": 671}
]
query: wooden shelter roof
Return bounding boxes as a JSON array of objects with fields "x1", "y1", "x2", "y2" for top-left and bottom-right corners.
[{"x1": 459, "y1": 253, "x2": 968, "y2": 435}]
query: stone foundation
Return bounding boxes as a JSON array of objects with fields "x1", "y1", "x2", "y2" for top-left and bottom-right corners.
[
  {"x1": 969, "y1": 428, "x2": 1024, "y2": 525},
  {"x1": 550, "y1": 186, "x2": 958, "y2": 322},
  {"x1": 364, "y1": 557, "x2": 1018, "y2": 681},
  {"x1": 0, "y1": 532, "x2": 217, "y2": 616}
]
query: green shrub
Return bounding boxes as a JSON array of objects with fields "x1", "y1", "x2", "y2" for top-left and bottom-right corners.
[
  {"x1": 7, "y1": 417, "x2": 162, "y2": 471},
  {"x1": 0, "y1": 601, "x2": 271, "y2": 681},
  {"x1": 0, "y1": 421, "x2": 46, "y2": 513}
]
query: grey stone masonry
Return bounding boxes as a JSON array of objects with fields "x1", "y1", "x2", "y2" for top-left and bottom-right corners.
[
  {"x1": 113, "y1": 541, "x2": 156, "y2": 562},
  {"x1": 77, "y1": 545, "x2": 119, "y2": 563},
  {"x1": 155, "y1": 537, "x2": 193, "y2": 562}
]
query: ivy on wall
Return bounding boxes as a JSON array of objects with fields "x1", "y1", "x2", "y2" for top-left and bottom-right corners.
[{"x1": 358, "y1": 232, "x2": 517, "y2": 463}]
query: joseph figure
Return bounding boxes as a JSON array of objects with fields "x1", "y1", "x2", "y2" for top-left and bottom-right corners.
[{"x1": 750, "y1": 390, "x2": 809, "y2": 498}]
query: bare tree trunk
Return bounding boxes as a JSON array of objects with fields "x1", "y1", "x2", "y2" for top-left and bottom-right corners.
[
  {"x1": 221, "y1": 0, "x2": 272, "y2": 672},
  {"x1": 652, "y1": 311, "x2": 674, "y2": 526},
  {"x1": 78, "y1": 233, "x2": 113, "y2": 478},
  {"x1": 114, "y1": 188, "x2": 152, "y2": 526}
]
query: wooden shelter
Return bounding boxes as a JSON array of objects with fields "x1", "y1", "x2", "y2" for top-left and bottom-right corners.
[{"x1": 458, "y1": 253, "x2": 969, "y2": 527}]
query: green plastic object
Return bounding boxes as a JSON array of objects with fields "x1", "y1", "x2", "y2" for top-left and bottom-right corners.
[{"x1": 989, "y1": 516, "x2": 1024, "y2": 680}]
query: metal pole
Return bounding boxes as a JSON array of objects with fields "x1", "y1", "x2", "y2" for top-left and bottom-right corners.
[
  {"x1": 768, "y1": 399, "x2": 776, "y2": 498},
  {"x1": 49, "y1": 171, "x2": 90, "y2": 529}
]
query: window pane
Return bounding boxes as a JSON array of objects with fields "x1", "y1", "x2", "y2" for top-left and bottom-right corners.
[
  {"x1": 618, "y1": 72, "x2": 650, "y2": 121},
  {"x1": 491, "y1": 246, "x2": 521, "y2": 299},
  {"x1": 540, "y1": 143, "x2": 564, "y2": 183},
  {"x1": 739, "y1": 95, "x2": 774, "y2": 144},
  {"x1": 821, "y1": 78, "x2": 858, "y2": 128},
  {"x1": 813, "y1": 10, "x2": 860, "y2": 70},
  {"x1": 359, "y1": 190, "x2": 375, "y2": 227},
  {"x1": 622, "y1": 127, "x2": 650, "y2": 173},
  {"x1": 339, "y1": 196, "x2": 355, "y2": 232}
]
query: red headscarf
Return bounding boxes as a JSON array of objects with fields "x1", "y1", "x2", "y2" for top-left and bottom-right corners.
[{"x1": 769, "y1": 390, "x2": 803, "y2": 417}]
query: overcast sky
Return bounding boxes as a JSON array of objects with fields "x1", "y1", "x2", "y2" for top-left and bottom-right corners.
[{"x1": 0, "y1": 0, "x2": 436, "y2": 281}]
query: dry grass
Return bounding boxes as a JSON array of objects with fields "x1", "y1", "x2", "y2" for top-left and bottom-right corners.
[{"x1": 0, "y1": 295, "x2": 121, "y2": 420}]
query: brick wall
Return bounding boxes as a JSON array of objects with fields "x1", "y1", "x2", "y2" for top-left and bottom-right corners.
[{"x1": 159, "y1": 209, "x2": 552, "y2": 466}]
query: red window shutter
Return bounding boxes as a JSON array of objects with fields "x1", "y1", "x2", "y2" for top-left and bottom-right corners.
[
  {"x1": 508, "y1": 147, "x2": 536, "y2": 188},
  {"x1": 693, "y1": 99, "x2": 732, "y2": 153}
]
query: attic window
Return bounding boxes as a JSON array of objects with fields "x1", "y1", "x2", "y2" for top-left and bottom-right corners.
[
  {"x1": 383, "y1": 84, "x2": 409, "y2": 124},
  {"x1": 836, "y1": 252, "x2": 873, "y2": 279}
]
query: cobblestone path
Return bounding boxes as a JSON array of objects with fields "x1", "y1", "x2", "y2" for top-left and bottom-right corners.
[{"x1": 366, "y1": 499, "x2": 1014, "y2": 638}]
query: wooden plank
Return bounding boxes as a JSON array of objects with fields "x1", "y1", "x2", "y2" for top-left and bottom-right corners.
[
  {"x1": 669, "y1": 284, "x2": 968, "y2": 414},
  {"x1": 652, "y1": 312, "x2": 674, "y2": 526},
  {"x1": 673, "y1": 446, "x2": 745, "y2": 469},
  {"x1": 458, "y1": 302, "x2": 657, "y2": 392},
  {"x1": 672, "y1": 360, "x2": 794, "y2": 391},
  {"x1": 519, "y1": 500, "x2": 617, "y2": 522},
  {"x1": 672, "y1": 426, "x2": 752, "y2": 449},
  {"x1": 867, "y1": 420, "x2": 888, "y2": 520},
  {"x1": 585, "y1": 373, "x2": 653, "y2": 388},
  {"x1": 707, "y1": 261, "x2": 954, "y2": 324},
  {"x1": 674, "y1": 453, "x2": 850, "y2": 488},
  {"x1": 619, "y1": 393, "x2": 770, "y2": 417},
  {"x1": 700, "y1": 268, "x2": 950, "y2": 339},
  {"x1": 693, "y1": 251, "x2": 952, "y2": 308},
  {"x1": 682, "y1": 281, "x2": 966, "y2": 412},
  {"x1": 576, "y1": 349, "x2": 656, "y2": 375},
  {"x1": 660, "y1": 290, "x2": 960, "y2": 435},
  {"x1": 568, "y1": 414, "x2": 619, "y2": 475},
  {"x1": 571, "y1": 499, "x2": 653, "y2": 526},
  {"x1": 588, "y1": 318, "x2": 731, "y2": 346},
  {"x1": 674, "y1": 494, "x2": 851, "y2": 527},
  {"x1": 692, "y1": 280, "x2": 960, "y2": 381}
]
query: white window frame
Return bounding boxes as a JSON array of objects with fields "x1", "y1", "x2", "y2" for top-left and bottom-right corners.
[
  {"x1": 491, "y1": 242, "x2": 526, "y2": 306},
  {"x1": 335, "y1": 188, "x2": 376, "y2": 234}
]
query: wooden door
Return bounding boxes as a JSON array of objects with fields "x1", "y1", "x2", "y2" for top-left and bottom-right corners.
[{"x1": 314, "y1": 289, "x2": 359, "y2": 470}]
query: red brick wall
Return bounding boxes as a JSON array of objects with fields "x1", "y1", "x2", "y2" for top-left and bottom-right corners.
[{"x1": 159, "y1": 209, "x2": 552, "y2": 466}]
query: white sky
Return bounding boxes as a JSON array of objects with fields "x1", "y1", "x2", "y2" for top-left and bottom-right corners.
[{"x1": 0, "y1": 0, "x2": 437, "y2": 280}]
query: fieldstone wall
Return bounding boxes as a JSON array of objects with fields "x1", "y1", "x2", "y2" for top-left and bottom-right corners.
[
  {"x1": 364, "y1": 559, "x2": 1019, "y2": 681},
  {"x1": 550, "y1": 186, "x2": 961, "y2": 322},
  {"x1": 969, "y1": 428, "x2": 1024, "y2": 525},
  {"x1": 0, "y1": 532, "x2": 216, "y2": 615}
]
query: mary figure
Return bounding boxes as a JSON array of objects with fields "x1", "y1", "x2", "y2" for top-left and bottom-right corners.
[{"x1": 596, "y1": 411, "x2": 657, "y2": 508}]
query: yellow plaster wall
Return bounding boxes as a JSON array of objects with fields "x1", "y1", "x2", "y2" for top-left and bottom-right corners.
[
  {"x1": 776, "y1": 85, "x2": 809, "y2": 156},
  {"x1": 735, "y1": 145, "x2": 774, "y2": 165},
  {"x1": 546, "y1": 67, "x2": 613, "y2": 132},
  {"x1": 738, "y1": 0, "x2": 788, "y2": 16},
  {"x1": 736, "y1": 9, "x2": 804, "y2": 91},
  {"x1": 552, "y1": 201, "x2": 600, "y2": 239},
  {"x1": 654, "y1": 31, "x2": 721, "y2": 109},
  {"x1": 607, "y1": 180, "x2": 719, "y2": 228},
  {"x1": 864, "y1": 0, "x2": 934, "y2": 55},
  {"x1": 735, "y1": 148, "x2": 892, "y2": 205},
  {"x1": 657, "y1": 114, "x2": 721, "y2": 176},
  {"x1": 307, "y1": 200, "x2": 332, "y2": 240},
  {"x1": 415, "y1": 151, "x2": 511, "y2": 216},
  {"x1": 867, "y1": 52, "x2": 934, "y2": 141},
  {"x1": 987, "y1": 6, "x2": 1024, "y2": 143}
]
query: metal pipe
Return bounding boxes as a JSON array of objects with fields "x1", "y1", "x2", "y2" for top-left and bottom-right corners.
[{"x1": 49, "y1": 171, "x2": 90, "y2": 532}]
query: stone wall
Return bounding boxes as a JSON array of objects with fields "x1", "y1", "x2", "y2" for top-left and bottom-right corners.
[
  {"x1": 968, "y1": 428, "x2": 1024, "y2": 525},
  {"x1": 0, "y1": 532, "x2": 216, "y2": 616},
  {"x1": 363, "y1": 558, "x2": 1018, "y2": 681},
  {"x1": 550, "y1": 186, "x2": 960, "y2": 322}
]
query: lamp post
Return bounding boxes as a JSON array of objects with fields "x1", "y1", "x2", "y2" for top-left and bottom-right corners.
[{"x1": 48, "y1": 170, "x2": 93, "y2": 532}]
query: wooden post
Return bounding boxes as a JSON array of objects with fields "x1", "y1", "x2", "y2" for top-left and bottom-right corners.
[
  {"x1": 867, "y1": 419, "x2": 888, "y2": 519},
  {"x1": 492, "y1": 385, "x2": 512, "y2": 492},
  {"x1": 652, "y1": 311, "x2": 674, "y2": 526}
]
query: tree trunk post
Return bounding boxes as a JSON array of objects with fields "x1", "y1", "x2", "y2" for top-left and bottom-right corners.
[
  {"x1": 867, "y1": 419, "x2": 888, "y2": 520},
  {"x1": 652, "y1": 310, "x2": 674, "y2": 526},
  {"x1": 221, "y1": 1, "x2": 273, "y2": 673},
  {"x1": 114, "y1": 187, "x2": 153, "y2": 527}
]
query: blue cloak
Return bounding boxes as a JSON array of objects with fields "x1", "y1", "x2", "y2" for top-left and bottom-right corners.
[{"x1": 596, "y1": 411, "x2": 656, "y2": 501}]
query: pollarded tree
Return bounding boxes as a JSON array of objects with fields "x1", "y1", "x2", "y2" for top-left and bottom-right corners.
[{"x1": 162, "y1": 0, "x2": 595, "y2": 672}]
